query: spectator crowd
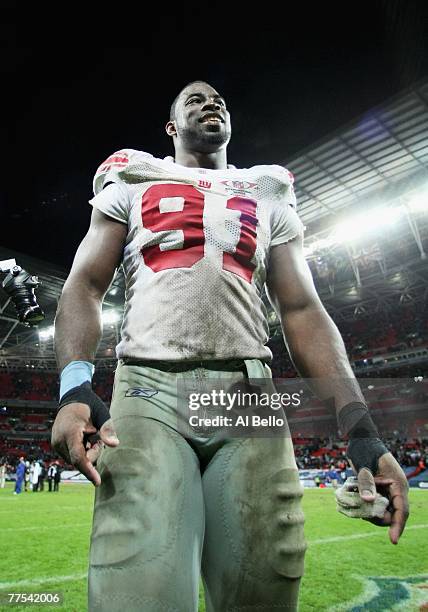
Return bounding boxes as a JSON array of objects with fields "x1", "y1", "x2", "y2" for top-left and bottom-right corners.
[{"x1": 0, "y1": 302, "x2": 426, "y2": 486}]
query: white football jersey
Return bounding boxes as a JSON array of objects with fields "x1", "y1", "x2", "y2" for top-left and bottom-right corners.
[{"x1": 90, "y1": 149, "x2": 304, "y2": 362}]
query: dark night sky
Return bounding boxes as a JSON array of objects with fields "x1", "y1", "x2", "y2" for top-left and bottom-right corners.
[{"x1": 5, "y1": 1, "x2": 428, "y2": 270}]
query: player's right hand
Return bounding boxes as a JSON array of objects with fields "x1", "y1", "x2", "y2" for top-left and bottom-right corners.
[{"x1": 51, "y1": 403, "x2": 119, "y2": 486}]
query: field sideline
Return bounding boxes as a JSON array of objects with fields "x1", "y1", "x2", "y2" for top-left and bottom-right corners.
[{"x1": 0, "y1": 484, "x2": 427, "y2": 611}]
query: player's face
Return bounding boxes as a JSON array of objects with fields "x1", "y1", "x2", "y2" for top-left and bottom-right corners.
[{"x1": 171, "y1": 83, "x2": 231, "y2": 153}]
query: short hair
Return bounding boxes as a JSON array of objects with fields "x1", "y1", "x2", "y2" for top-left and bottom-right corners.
[{"x1": 169, "y1": 80, "x2": 213, "y2": 120}]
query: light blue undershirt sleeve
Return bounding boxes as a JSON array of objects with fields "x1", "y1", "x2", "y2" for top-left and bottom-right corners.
[{"x1": 59, "y1": 360, "x2": 95, "y2": 400}]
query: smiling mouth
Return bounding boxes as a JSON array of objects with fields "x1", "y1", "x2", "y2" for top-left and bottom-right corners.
[{"x1": 200, "y1": 114, "x2": 224, "y2": 124}]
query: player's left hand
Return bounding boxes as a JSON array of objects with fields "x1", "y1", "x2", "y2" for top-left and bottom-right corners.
[{"x1": 355, "y1": 452, "x2": 409, "y2": 545}]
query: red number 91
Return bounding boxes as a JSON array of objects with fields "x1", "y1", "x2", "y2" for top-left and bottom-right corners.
[{"x1": 141, "y1": 184, "x2": 257, "y2": 283}]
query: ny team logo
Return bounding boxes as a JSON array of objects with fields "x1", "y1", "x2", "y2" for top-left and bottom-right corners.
[
  {"x1": 329, "y1": 574, "x2": 428, "y2": 611},
  {"x1": 198, "y1": 179, "x2": 212, "y2": 189}
]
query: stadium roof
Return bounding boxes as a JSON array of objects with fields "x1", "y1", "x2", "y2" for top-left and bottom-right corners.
[
  {"x1": 289, "y1": 79, "x2": 428, "y2": 232},
  {"x1": 1, "y1": 80, "x2": 427, "y2": 370}
]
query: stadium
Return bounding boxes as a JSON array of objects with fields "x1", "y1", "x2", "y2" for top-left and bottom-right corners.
[{"x1": 3, "y1": 48, "x2": 428, "y2": 612}]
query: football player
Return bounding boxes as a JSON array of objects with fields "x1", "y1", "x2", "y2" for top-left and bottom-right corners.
[{"x1": 51, "y1": 81, "x2": 409, "y2": 612}]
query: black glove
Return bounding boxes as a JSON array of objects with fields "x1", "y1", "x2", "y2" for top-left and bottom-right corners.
[
  {"x1": 339, "y1": 401, "x2": 389, "y2": 474},
  {"x1": 58, "y1": 381, "x2": 110, "y2": 431},
  {"x1": 347, "y1": 437, "x2": 389, "y2": 474}
]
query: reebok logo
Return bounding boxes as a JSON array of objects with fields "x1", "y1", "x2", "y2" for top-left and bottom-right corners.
[{"x1": 125, "y1": 388, "x2": 158, "y2": 398}]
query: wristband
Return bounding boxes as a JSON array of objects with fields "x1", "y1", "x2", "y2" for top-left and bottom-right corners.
[
  {"x1": 58, "y1": 381, "x2": 110, "y2": 431},
  {"x1": 337, "y1": 401, "x2": 379, "y2": 438},
  {"x1": 60, "y1": 360, "x2": 95, "y2": 400}
]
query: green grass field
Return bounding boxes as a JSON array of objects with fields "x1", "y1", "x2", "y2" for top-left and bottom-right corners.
[{"x1": 0, "y1": 483, "x2": 427, "y2": 611}]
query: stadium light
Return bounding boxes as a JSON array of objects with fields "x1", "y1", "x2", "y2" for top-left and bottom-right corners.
[
  {"x1": 305, "y1": 184, "x2": 428, "y2": 258},
  {"x1": 38, "y1": 326, "x2": 55, "y2": 340},
  {"x1": 102, "y1": 310, "x2": 120, "y2": 325},
  {"x1": 39, "y1": 313, "x2": 121, "y2": 335},
  {"x1": 332, "y1": 207, "x2": 403, "y2": 244},
  {"x1": 407, "y1": 193, "x2": 427, "y2": 213}
]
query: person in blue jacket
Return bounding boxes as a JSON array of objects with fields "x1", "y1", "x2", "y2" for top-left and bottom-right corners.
[{"x1": 14, "y1": 456, "x2": 26, "y2": 494}]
